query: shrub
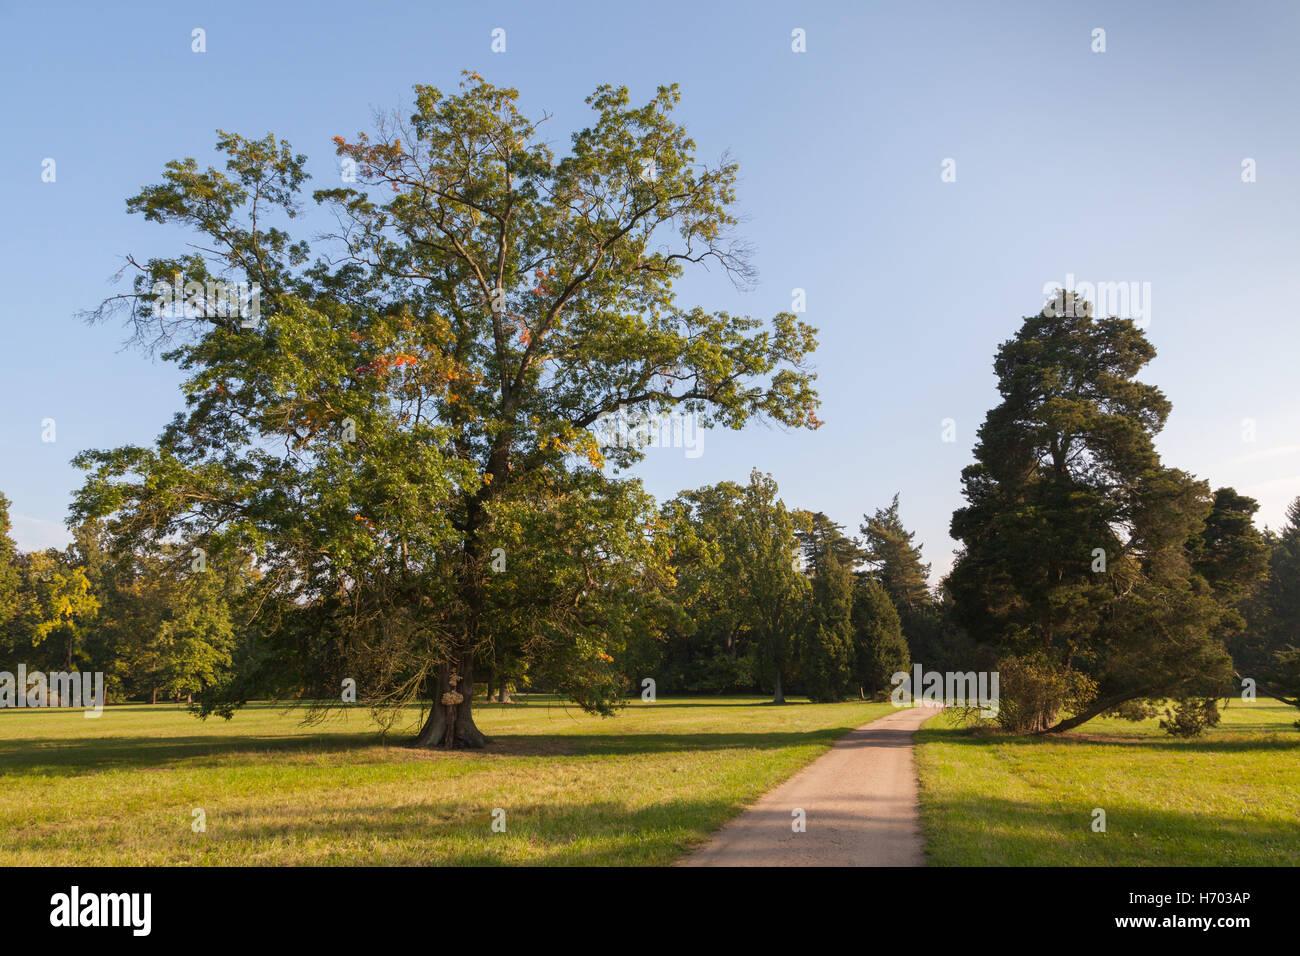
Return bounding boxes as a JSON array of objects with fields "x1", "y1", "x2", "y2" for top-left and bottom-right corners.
[
  {"x1": 991, "y1": 655, "x2": 1097, "y2": 733},
  {"x1": 1159, "y1": 697, "x2": 1222, "y2": 737}
]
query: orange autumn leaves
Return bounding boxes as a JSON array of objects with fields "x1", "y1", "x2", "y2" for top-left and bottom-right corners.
[
  {"x1": 351, "y1": 352, "x2": 419, "y2": 376},
  {"x1": 331, "y1": 133, "x2": 404, "y2": 183}
]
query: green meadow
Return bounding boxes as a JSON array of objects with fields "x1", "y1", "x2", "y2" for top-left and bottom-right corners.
[
  {"x1": 0, "y1": 696, "x2": 892, "y2": 866},
  {"x1": 915, "y1": 701, "x2": 1300, "y2": 866}
]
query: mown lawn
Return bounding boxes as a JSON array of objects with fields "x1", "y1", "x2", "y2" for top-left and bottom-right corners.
[
  {"x1": 0, "y1": 696, "x2": 893, "y2": 866},
  {"x1": 915, "y1": 700, "x2": 1300, "y2": 866}
]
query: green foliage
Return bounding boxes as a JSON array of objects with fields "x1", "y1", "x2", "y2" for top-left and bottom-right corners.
[
  {"x1": 1158, "y1": 697, "x2": 1222, "y2": 738},
  {"x1": 849, "y1": 576, "x2": 909, "y2": 698},
  {"x1": 0, "y1": 495, "x2": 21, "y2": 635},
  {"x1": 1240, "y1": 497, "x2": 1300, "y2": 710},
  {"x1": 72, "y1": 76, "x2": 820, "y2": 740},
  {"x1": 990, "y1": 655, "x2": 1098, "y2": 733},
  {"x1": 2, "y1": 548, "x2": 100, "y2": 672},
  {"x1": 795, "y1": 511, "x2": 863, "y2": 574},
  {"x1": 948, "y1": 294, "x2": 1257, "y2": 732},
  {"x1": 800, "y1": 550, "x2": 853, "y2": 702},
  {"x1": 861, "y1": 493, "x2": 931, "y2": 612},
  {"x1": 720, "y1": 471, "x2": 809, "y2": 702}
]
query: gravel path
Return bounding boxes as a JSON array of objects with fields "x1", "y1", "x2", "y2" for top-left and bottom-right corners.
[{"x1": 681, "y1": 705, "x2": 940, "y2": 867}]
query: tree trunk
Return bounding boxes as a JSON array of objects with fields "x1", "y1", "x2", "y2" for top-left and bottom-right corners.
[
  {"x1": 416, "y1": 458, "x2": 502, "y2": 749},
  {"x1": 151, "y1": 686, "x2": 157, "y2": 705},
  {"x1": 1044, "y1": 690, "x2": 1144, "y2": 734},
  {"x1": 413, "y1": 659, "x2": 489, "y2": 749},
  {"x1": 773, "y1": 669, "x2": 785, "y2": 705},
  {"x1": 497, "y1": 681, "x2": 511, "y2": 704}
]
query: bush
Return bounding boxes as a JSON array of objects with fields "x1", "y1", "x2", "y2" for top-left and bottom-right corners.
[
  {"x1": 1159, "y1": 697, "x2": 1222, "y2": 737},
  {"x1": 990, "y1": 655, "x2": 1097, "y2": 733}
]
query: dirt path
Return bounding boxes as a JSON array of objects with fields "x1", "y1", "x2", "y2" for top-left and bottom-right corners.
[{"x1": 681, "y1": 704, "x2": 940, "y2": 867}]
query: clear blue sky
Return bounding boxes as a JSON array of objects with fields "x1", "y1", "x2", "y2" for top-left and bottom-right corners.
[{"x1": 3, "y1": 0, "x2": 1298, "y2": 584}]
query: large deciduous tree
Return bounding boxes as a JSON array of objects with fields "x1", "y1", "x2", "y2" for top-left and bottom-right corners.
[{"x1": 73, "y1": 75, "x2": 819, "y2": 747}]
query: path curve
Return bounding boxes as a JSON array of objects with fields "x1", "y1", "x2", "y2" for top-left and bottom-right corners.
[{"x1": 681, "y1": 704, "x2": 940, "y2": 867}]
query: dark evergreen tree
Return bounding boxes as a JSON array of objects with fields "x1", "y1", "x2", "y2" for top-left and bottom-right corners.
[
  {"x1": 849, "y1": 575, "x2": 909, "y2": 699},
  {"x1": 1247, "y1": 497, "x2": 1300, "y2": 710},
  {"x1": 949, "y1": 294, "x2": 1252, "y2": 732},
  {"x1": 801, "y1": 548, "x2": 853, "y2": 701},
  {"x1": 860, "y1": 494, "x2": 930, "y2": 611},
  {"x1": 796, "y1": 511, "x2": 864, "y2": 575}
]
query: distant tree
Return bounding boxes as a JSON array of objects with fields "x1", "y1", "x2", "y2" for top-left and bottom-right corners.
[
  {"x1": 658, "y1": 482, "x2": 751, "y2": 693},
  {"x1": 1192, "y1": 488, "x2": 1270, "y2": 608},
  {"x1": 5, "y1": 549, "x2": 100, "y2": 672},
  {"x1": 0, "y1": 495, "x2": 21, "y2": 640},
  {"x1": 1189, "y1": 487, "x2": 1270, "y2": 688},
  {"x1": 849, "y1": 576, "x2": 909, "y2": 699},
  {"x1": 1247, "y1": 497, "x2": 1300, "y2": 711},
  {"x1": 121, "y1": 552, "x2": 244, "y2": 705},
  {"x1": 801, "y1": 548, "x2": 853, "y2": 701},
  {"x1": 795, "y1": 511, "x2": 864, "y2": 574},
  {"x1": 724, "y1": 470, "x2": 808, "y2": 704},
  {"x1": 861, "y1": 494, "x2": 931, "y2": 612},
  {"x1": 860, "y1": 493, "x2": 941, "y2": 670}
]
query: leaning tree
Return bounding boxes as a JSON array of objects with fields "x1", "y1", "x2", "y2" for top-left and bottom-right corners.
[
  {"x1": 948, "y1": 292, "x2": 1267, "y2": 732},
  {"x1": 74, "y1": 74, "x2": 820, "y2": 747}
]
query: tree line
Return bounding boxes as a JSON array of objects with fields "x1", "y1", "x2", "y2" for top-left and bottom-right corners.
[{"x1": 2, "y1": 77, "x2": 1296, "y2": 745}]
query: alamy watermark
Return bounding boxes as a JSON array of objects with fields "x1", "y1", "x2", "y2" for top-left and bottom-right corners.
[
  {"x1": 891, "y1": 664, "x2": 999, "y2": 718},
  {"x1": 50, "y1": 886, "x2": 151, "y2": 936},
  {"x1": 1041, "y1": 274, "x2": 1151, "y2": 329},
  {"x1": 593, "y1": 405, "x2": 704, "y2": 459},
  {"x1": 0, "y1": 667, "x2": 104, "y2": 717},
  {"x1": 150, "y1": 276, "x2": 261, "y2": 328}
]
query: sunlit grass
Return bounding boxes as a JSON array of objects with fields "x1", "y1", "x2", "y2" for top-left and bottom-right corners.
[
  {"x1": 915, "y1": 700, "x2": 1300, "y2": 865},
  {"x1": 0, "y1": 695, "x2": 893, "y2": 865}
]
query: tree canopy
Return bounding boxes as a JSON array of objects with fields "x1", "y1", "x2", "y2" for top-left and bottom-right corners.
[
  {"x1": 71, "y1": 75, "x2": 820, "y2": 746},
  {"x1": 949, "y1": 293, "x2": 1269, "y2": 732}
]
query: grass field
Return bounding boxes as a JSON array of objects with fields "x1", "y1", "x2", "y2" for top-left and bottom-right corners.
[
  {"x1": 0, "y1": 696, "x2": 893, "y2": 866},
  {"x1": 915, "y1": 700, "x2": 1300, "y2": 866}
]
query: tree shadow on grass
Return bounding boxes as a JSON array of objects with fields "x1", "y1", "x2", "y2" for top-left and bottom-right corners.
[
  {"x1": 23, "y1": 797, "x2": 751, "y2": 866},
  {"x1": 916, "y1": 724, "x2": 1300, "y2": 755},
  {"x1": 0, "y1": 725, "x2": 869, "y2": 776},
  {"x1": 920, "y1": 790, "x2": 1300, "y2": 866},
  {"x1": 0, "y1": 731, "x2": 384, "y2": 776}
]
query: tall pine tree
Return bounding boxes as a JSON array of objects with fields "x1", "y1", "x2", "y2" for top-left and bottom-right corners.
[{"x1": 949, "y1": 294, "x2": 1253, "y2": 732}]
